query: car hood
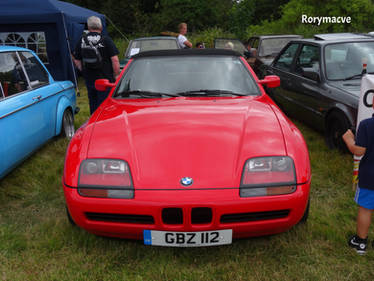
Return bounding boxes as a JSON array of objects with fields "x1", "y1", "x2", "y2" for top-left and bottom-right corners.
[
  {"x1": 328, "y1": 80, "x2": 361, "y2": 97},
  {"x1": 86, "y1": 97, "x2": 286, "y2": 189}
]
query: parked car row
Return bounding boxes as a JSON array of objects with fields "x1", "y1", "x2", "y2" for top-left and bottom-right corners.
[{"x1": 3, "y1": 31, "x2": 370, "y2": 246}]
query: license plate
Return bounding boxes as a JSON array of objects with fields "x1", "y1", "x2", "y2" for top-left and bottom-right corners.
[{"x1": 143, "y1": 229, "x2": 232, "y2": 247}]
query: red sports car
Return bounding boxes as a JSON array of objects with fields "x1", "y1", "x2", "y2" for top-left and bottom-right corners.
[{"x1": 63, "y1": 49, "x2": 311, "y2": 247}]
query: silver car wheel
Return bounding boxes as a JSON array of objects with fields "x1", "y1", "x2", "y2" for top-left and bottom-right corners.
[{"x1": 62, "y1": 109, "x2": 75, "y2": 139}]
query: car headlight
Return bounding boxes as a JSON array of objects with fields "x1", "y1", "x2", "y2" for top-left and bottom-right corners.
[
  {"x1": 78, "y1": 159, "x2": 134, "y2": 199},
  {"x1": 240, "y1": 156, "x2": 296, "y2": 197}
]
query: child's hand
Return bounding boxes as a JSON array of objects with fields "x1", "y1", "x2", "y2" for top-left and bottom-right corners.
[
  {"x1": 342, "y1": 129, "x2": 355, "y2": 147},
  {"x1": 342, "y1": 129, "x2": 366, "y2": 156}
]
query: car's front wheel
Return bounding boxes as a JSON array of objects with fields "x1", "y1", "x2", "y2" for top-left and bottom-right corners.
[
  {"x1": 325, "y1": 111, "x2": 350, "y2": 151},
  {"x1": 299, "y1": 199, "x2": 310, "y2": 224},
  {"x1": 61, "y1": 109, "x2": 75, "y2": 139},
  {"x1": 66, "y1": 207, "x2": 76, "y2": 226}
]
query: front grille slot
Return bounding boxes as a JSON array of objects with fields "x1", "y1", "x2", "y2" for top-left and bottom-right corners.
[
  {"x1": 220, "y1": 209, "x2": 290, "y2": 223},
  {"x1": 191, "y1": 207, "x2": 212, "y2": 224},
  {"x1": 162, "y1": 208, "x2": 183, "y2": 224},
  {"x1": 85, "y1": 212, "x2": 154, "y2": 224}
]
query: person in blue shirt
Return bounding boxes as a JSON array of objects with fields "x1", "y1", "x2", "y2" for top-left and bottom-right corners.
[{"x1": 343, "y1": 94, "x2": 374, "y2": 255}]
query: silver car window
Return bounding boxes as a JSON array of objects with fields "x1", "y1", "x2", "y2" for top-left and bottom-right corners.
[{"x1": 325, "y1": 42, "x2": 374, "y2": 80}]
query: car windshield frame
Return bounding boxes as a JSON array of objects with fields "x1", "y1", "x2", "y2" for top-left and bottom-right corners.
[
  {"x1": 214, "y1": 39, "x2": 247, "y2": 56},
  {"x1": 259, "y1": 37, "x2": 300, "y2": 57},
  {"x1": 324, "y1": 41, "x2": 374, "y2": 81},
  {"x1": 125, "y1": 38, "x2": 179, "y2": 58},
  {"x1": 113, "y1": 55, "x2": 261, "y2": 99}
]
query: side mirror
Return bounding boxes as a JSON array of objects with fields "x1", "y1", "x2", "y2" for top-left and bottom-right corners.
[
  {"x1": 303, "y1": 70, "x2": 320, "y2": 82},
  {"x1": 95, "y1": 79, "x2": 115, "y2": 91},
  {"x1": 259, "y1": 75, "x2": 280, "y2": 88}
]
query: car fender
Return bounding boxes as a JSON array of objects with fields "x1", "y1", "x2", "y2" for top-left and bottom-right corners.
[
  {"x1": 63, "y1": 120, "x2": 94, "y2": 187},
  {"x1": 324, "y1": 103, "x2": 356, "y2": 130},
  {"x1": 270, "y1": 103, "x2": 311, "y2": 185},
  {"x1": 55, "y1": 95, "x2": 74, "y2": 136}
]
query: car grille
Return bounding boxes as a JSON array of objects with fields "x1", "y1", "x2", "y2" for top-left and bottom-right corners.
[
  {"x1": 191, "y1": 207, "x2": 212, "y2": 224},
  {"x1": 161, "y1": 207, "x2": 213, "y2": 225},
  {"x1": 85, "y1": 209, "x2": 290, "y2": 226},
  {"x1": 220, "y1": 210, "x2": 290, "y2": 223},
  {"x1": 85, "y1": 212, "x2": 154, "y2": 224},
  {"x1": 162, "y1": 208, "x2": 183, "y2": 224}
]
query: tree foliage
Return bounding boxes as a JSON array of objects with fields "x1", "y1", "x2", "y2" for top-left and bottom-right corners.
[
  {"x1": 246, "y1": 0, "x2": 374, "y2": 38},
  {"x1": 228, "y1": 0, "x2": 255, "y2": 38},
  {"x1": 66, "y1": 0, "x2": 233, "y2": 36},
  {"x1": 65, "y1": 0, "x2": 374, "y2": 40}
]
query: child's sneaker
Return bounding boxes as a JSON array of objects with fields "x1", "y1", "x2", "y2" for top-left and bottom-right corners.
[{"x1": 348, "y1": 235, "x2": 367, "y2": 255}]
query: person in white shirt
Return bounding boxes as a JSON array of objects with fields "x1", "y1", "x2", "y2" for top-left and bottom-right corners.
[{"x1": 177, "y1": 22, "x2": 192, "y2": 49}]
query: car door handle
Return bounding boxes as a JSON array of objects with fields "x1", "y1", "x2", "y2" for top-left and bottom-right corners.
[
  {"x1": 282, "y1": 77, "x2": 292, "y2": 84},
  {"x1": 32, "y1": 95, "x2": 42, "y2": 101}
]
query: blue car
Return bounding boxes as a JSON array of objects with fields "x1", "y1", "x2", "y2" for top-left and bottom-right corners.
[{"x1": 0, "y1": 46, "x2": 77, "y2": 179}]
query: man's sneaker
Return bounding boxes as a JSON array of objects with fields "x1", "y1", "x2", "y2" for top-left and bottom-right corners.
[{"x1": 348, "y1": 235, "x2": 367, "y2": 255}]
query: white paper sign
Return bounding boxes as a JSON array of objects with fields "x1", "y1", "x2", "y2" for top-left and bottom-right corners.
[
  {"x1": 357, "y1": 74, "x2": 374, "y2": 127},
  {"x1": 129, "y1": 48, "x2": 140, "y2": 57},
  {"x1": 353, "y1": 74, "x2": 374, "y2": 187}
]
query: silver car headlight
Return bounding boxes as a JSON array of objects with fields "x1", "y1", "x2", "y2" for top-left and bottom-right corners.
[
  {"x1": 240, "y1": 156, "x2": 296, "y2": 197},
  {"x1": 78, "y1": 159, "x2": 134, "y2": 199}
]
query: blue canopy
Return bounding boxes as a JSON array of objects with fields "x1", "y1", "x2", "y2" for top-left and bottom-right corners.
[{"x1": 0, "y1": 0, "x2": 107, "y2": 85}]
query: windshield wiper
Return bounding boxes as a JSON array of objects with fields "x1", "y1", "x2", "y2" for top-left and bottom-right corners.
[
  {"x1": 119, "y1": 90, "x2": 178, "y2": 98},
  {"x1": 262, "y1": 54, "x2": 276, "y2": 58},
  {"x1": 176, "y1": 89, "x2": 248, "y2": 97},
  {"x1": 343, "y1": 73, "x2": 364, "y2": 81}
]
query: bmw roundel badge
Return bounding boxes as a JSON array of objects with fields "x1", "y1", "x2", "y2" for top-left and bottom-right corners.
[{"x1": 180, "y1": 177, "x2": 193, "y2": 186}]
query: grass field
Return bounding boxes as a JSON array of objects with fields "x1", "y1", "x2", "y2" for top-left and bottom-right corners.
[{"x1": 1, "y1": 84, "x2": 374, "y2": 281}]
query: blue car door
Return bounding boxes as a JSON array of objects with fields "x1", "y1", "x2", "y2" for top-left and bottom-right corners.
[
  {"x1": 0, "y1": 51, "x2": 57, "y2": 177},
  {"x1": 20, "y1": 51, "x2": 62, "y2": 139}
]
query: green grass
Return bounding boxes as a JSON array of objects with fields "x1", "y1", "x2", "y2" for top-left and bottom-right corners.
[{"x1": 1, "y1": 84, "x2": 374, "y2": 280}]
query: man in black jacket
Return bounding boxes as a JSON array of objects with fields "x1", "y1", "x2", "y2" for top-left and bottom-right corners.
[{"x1": 73, "y1": 16, "x2": 120, "y2": 114}]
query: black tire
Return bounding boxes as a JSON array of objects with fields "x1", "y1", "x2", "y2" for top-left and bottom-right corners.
[
  {"x1": 299, "y1": 199, "x2": 310, "y2": 223},
  {"x1": 325, "y1": 111, "x2": 350, "y2": 151},
  {"x1": 61, "y1": 109, "x2": 75, "y2": 139},
  {"x1": 66, "y1": 207, "x2": 76, "y2": 226}
]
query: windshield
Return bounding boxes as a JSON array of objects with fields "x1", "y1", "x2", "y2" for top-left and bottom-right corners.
[
  {"x1": 114, "y1": 56, "x2": 260, "y2": 98},
  {"x1": 325, "y1": 41, "x2": 374, "y2": 80},
  {"x1": 214, "y1": 39, "x2": 246, "y2": 55},
  {"x1": 259, "y1": 38, "x2": 298, "y2": 57},
  {"x1": 126, "y1": 39, "x2": 179, "y2": 57}
]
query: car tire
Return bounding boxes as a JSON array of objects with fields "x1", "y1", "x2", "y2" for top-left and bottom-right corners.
[
  {"x1": 299, "y1": 199, "x2": 310, "y2": 223},
  {"x1": 325, "y1": 111, "x2": 350, "y2": 151},
  {"x1": 61, "y1": 109, "x2": 75, "y2": 139},
  {"x1": 66, "y1": 207, "x2": 76, "y2": 226}
]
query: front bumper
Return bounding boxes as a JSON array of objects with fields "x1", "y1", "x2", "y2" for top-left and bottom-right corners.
[{"x1": 63, "y1": 183, "x2": 310, "y2": 240}]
